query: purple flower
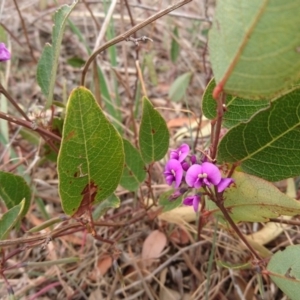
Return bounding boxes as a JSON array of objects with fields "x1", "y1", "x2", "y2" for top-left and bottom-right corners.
[
  {"x1": 168, "y1": 187, "x2": 188, "y2": 201},
  {"x1": 181, "y1": 161, "x2": 190, "y2": 171},
  {"x1": 0, "y1": 43, "x2": 10, "y2": 61},
  {"x1": 170, "y1": 144, "x2": 190, "y2": 162},
  {"x1": 164, "y1": 159, "x2": 183, "y2": 188},
  {"x1": 183, "y1": 195, "x2": 201, "y2": 212},
  {"x1": 185, "y1": 162, "x2": 221, "y2": 188},
  {"x1": 190, "y1": 155, "x2": 197, "y2": 164},
  {"x1": 217, "y1": 178, "x2": 234, "y2": 193}
]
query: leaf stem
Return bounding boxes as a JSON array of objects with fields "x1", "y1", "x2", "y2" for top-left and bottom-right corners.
[
  {"x1": 215, "y1": 198, "x2": 262, "y2": 261},
  {"x1": 210, "y1": 92, "x2": 225, "y2": 160}
]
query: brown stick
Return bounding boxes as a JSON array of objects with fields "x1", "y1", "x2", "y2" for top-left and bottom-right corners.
[{"x1": 81, "y1": 0, "x2": 193, "y2": 85}]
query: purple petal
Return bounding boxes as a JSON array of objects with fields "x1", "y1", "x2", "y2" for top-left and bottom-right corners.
[
  {"x1": 193, "y1": 195, "x2": 201, "y2": 212},
  {"x1": 177, "y1": 144, "x2": 190, "y2": 162},
  {"x1": 217, "y1": 178, "x2": 234, "y2": 193},
  {"x1": 0, "y1": 43, "x2": 10, "y2": 61},
  {"x1": 183, "y1": 196, "x2": 194, "y2": 206},
  {"x1": 164, "y1": 159, "x2": 183, "y2": 188},
  {"x1": 185, "y1": 164, "x2": 202, "y2": 187},
  {"x1": 181, "y1": 161, "x2": 190, "y2": 171},
  {"x1": 202, "y1": 162, "x2": 221, "y2": 185},
  {"x1": 174, "y1": 166, "x2": 183, "y2": 188},
  {"x1": 165, "y1": 175, "x2": 174, "y2": 185},
  {"x1": 170, "y1": 144, "x2": 190, "y2": 162},
  {"x1": 190, "y1": 155, "x2": 197, "y2": 164},
  {"x1": 170, "y1": 150, "x2": 179, "y2": 160}
]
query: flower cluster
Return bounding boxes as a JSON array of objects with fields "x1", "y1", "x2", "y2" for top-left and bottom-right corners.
[
  {"x1": 164, "y1": 144, "x2": 234, "y2": 212},
  {"x1": 0, "y1": 43, "x2": 10, "y2": 62}
]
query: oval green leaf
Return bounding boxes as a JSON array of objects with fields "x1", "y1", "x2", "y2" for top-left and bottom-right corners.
[
  {"x1": 209, "y1": 0, "x2": 300, "y2": 99},
  {"x1": 119, "y1": 139, "x2": 146, "y2": 191},
  {"x1": 0, "y1": 199, "x2": 25, "y2": 240},
  {"x1": 171, "y1": 26, "x2": 180, "y2": 63},
  {"x1": 0, "y1": 171, "x2": 31, "y2": 218},
  {"x1": 57, "y1": 87, "x2": 124, "y2": 216},
  {"x1": 267, "y1": 245, "x2": 300, "y2": 300},
  {"x1": 208, "y1": 172, "x2": 300, "y2": 223},
  {"x1": 139, "y1": 97, "x2": 169, "y2": 163},
  {"x1": 168, "y1": 72, "x2": 192, "y2": 102},
  {"x1": 202, "y1": 78, "x2": 269, "y2": 128},
  {"x1": 217, "y1": 88, "x2": 300, "y2": 181}
]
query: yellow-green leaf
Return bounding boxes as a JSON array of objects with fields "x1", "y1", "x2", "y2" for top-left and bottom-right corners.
[{"x1": 208, "y1": 172, "x2": 300, "y2": 223}]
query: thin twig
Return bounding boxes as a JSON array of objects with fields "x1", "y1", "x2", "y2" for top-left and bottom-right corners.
[
  {"x1": 13, "y1": 0, "x2": 37, "y2": 63},
  {"x1": 0, "y1": 112, "x2": 61, "y2": 143},
  {"x1": 81, "y1": 0, "x2": 193, "y2": 85},
  {"x1": 81, "y1": 0, "x2": 100, "y2": 31},
  {"x1": 215, "y1": 200, "x2": 262, "y2": 262}
]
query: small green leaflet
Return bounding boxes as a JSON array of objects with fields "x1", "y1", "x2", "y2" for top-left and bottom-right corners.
[
  {"x1": 139, "y1": 97, "x2": 169, "y2": 163},
  {"x1": 0, "y1": 200, "x2": 25, "y2": 240},
  {"x1": 0, "y1": 171, "x2": 31, "y2": 218},
  {"x1": 119, "y1": 139, "x2": 146, "y2": 191},
  {"x1": 37, "y1": 1, "x2": 78, "y2": 108},
  {"x1": 168, "y1": 72, "x2": 192, "y2": 102}
]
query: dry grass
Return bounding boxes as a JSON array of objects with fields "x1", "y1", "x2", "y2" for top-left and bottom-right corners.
[{"x1": 0, "y1": 0, "x2": 297, "y2": 299}]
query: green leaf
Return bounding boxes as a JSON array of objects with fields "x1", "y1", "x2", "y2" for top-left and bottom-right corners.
[
  {"x1": 159, "y1": 190, "x2": 183, "y2": 212},
  {"x1": 0, "y1": 171, "x2": 31, "y2": 218},
  {"x1": 57, "y1": 87, "x2": 124, "y2": 216},
  {"x1": 139, "y1": 97, "x2": 169, "y2": 163},
  {"x1": 145, "y1": 53, "x2": 158, "y2": 86},
  {"x1": 0, "y1": 200, "x2": 25, "y2": 240},
  {"x1": 217, "y1": 260, "x2": 251, "y2": 270},
  {"x1": 37, "y1": 1, "x2": 78, "y2": 108},
  {"x1": 217, "y1": 88, "x2": 300, "y2": 181},
  {"x1": 202, "y1": 78, "x2": 269, "y2": 128},
  {"x1": 267, "y1": 245, "x2": 300, "y2": 300},
  {"x1": 209, "y1": 0, "x2": 300, "y2": 99},
  {"x1": 119, "y1": 139, "x2": 146, "y2": 191},
  {"x1": 207, "y1": 172, "x2": 300, "y2": 223},
  {"x1": 168, "y1": 72, "x2": 192, "y2": 102},
  {"x1": 67, "y1": 56, "x2": 86, "y2": 68},
  {"x1": 171, "y1": 26, "x2": 180, "y2": 63}
]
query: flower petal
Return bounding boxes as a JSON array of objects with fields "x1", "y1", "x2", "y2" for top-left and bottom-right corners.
[
  {"x1": 174, "y1": 165, "x2": 183, "y2": 188},
  {"x1": 177, "y1": 144, "x2": 190, "y2": 162},
  {"x1": 164, "y1": 159, "x2": 183, "y2": 188},
  {"x1": 193, "y1": 195, "x2": 201, "y2": 212},
  {"x1": 202, "y1": 162, "x2": 221, "y2": 185},
  {"x1": 217, "y1": 178, "x2": 234, "y2": 193},
  {"x1": 181, "y1": 161, "x2": 190, "y2": 171},
  {"x1": 183, "y1": 196, "x2": 194, "y2": 206},
  {"x1": 0, "y1": 43, "x2": 10, "y2": 61},
  {"x1": 185, "y1": 164, "x2": 202, "y2": 187}
]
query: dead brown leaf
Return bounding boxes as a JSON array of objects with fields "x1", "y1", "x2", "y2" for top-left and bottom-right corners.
[{"x1": 142, "y1": 230, "x2": 167, "y2": 267}]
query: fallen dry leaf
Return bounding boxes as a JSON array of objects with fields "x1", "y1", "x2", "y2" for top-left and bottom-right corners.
[
  {"x1": 89, "y1": 255, "x2": 113, "y2": 281},
  {"x1": 142, "y1": 230, "x2": 167, "y2": 267},
  {"x1": 169, "y1": 226, "x2": 190, "y2": 245}
]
